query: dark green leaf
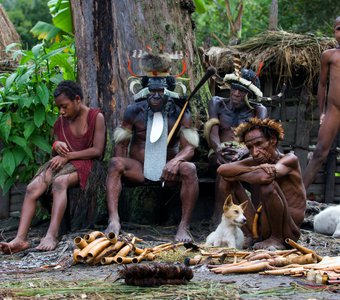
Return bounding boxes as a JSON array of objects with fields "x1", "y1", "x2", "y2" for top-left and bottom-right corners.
[
  {"x1": 33, "y1": 104, "x2": 46, "y2": 128},
  {"x1": 31, "y1": 134, "x2": 52, "y2": 154},
  {"x1": 12, "y1": 147, "x2": 26, "y2": 166},
  {"x1": 2, "y1": 150, "x2": 16, "y2": 176},
  {"x1": 10, "y1": 135, "x2": 27, "y2": 148},
  {"x1": 0, "y1": 114, "x2": 12, "y2": 141},
  {"x1": 23, "y1": 121, "x2": 36, "y2": 139},
  {"x1": 36, "y1": 82, "x2": 50, "y2": 107}
]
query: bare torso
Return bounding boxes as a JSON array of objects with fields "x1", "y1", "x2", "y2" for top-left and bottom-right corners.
[
  {"x1": 209, "y1": 96, "x2": 267, "y2": 142},
  {"x1": 326, "y1": 48, "x2": 340, "y2": 109},
  {"x1": 122, "y1": 100, "x2": 189, "y2": 163}
]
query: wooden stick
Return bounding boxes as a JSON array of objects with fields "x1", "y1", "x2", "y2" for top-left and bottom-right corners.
[{"x1": 285, "y1": 238, "x2": 322, "y2": 262}]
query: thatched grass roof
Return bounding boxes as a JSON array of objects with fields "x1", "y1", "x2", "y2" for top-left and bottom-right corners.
[
  {"x1": 202, "y1": 30, "x2": 337, "y2": 87},
  {"x1": 0, "y1": 4, "x2": 21, "y2": 71}
]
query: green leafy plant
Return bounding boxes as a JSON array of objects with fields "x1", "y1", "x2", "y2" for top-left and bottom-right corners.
[{"x1": 0, "y1": 0, "x2": 75, "y2": 194}]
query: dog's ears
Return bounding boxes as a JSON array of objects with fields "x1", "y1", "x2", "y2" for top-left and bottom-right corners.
[
  {"x1": 240, "y1": 200, "x2": 248, "y2": 210},
  {"x1": 223, "y1": 194, "x2": 233, "y2": 210}
]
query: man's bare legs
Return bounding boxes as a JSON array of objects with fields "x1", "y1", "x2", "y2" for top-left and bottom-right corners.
[
  {"x1": 105, "y1": 157, "x2": 144, "y2": 236},
  {"x1": 175, "y1": 162, "x2": 198, "y2": 242},
  {"x1": 0, "y1": 171, "x2": 52, "y2": 254},
  {"x1": 253, "y1": 182, "x2": 299, "y2": 250},
  {"x1": 36, "y1": 172, "x2": 78, "y2": 251},
  {"x1": 212, "y1": 175, "x2": 229, "y2": 225},
  {"x1": 303, "y1": 109, "x2": 340, "y2": 190},
  {"x1": 230, "y1": 181, "x2": 256, "y2": 248}
]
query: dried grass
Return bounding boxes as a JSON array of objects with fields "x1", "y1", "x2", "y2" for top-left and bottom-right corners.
[{"x1": 203, "y1": 30, "x2": 337, "y2": 87}]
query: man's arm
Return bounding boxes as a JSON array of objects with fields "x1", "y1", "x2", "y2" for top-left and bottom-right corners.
[
  {"x1": 217, "y1": 153, "x2": 297, "y2": 184},
  {"x1": 317, "y1": 50, "x2": 330, "y2": 123},
  {"x1": 113, "y1": 105, "x2": 135, "y2": 157},
  {"x1": 254, "y1": 104, "x2": 268, "y2": 119}
]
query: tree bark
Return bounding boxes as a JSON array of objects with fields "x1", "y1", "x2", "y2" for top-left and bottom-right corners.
[
  {"x1": 70, "y1": 0, "x2": 210, "y2": 141},
  {"x1": 268, "y1": 0, "x2": 278, "y2": 30},
  {"x1": 68, "y1": 0, "x2": 211, "y2": 227}
]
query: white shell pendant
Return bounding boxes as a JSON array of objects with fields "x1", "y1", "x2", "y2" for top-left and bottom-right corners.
[{"x1": 150, "y1": 112, "x2": 164, "y2": 143}]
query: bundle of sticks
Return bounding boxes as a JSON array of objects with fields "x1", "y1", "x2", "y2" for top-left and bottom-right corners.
[
  {"x1": 204, "y1": 238, "x2": 340, "y2": 285},
  {"x1": 73, "y1": 231, "x2": 184, "y2": 265}
]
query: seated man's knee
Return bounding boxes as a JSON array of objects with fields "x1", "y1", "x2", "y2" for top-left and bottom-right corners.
[
  {"x1": 107, "y1": 157, "x2": 125, "y2": 175},
  {"x1": 179, "y1": 162, "x2": 198, "y2": 180},
  {"x1": 258, "y1": 182, "x2": 277, "y2": 199}
]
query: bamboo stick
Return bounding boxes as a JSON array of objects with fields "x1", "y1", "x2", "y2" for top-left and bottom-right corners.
[
  {"x1": 213, "y1": 261, "x2": 271, "y2": 274},
  {"x1": 73, "y1": 248, "x2": 81, "y2": 263},
  {"x1": 106, "y1": 232, "x2": 117, "y2": 244},
  {"x1": 87, "y1": 240, "x2": 112, "y2": 258},
  {"x1": 84, "y1": 231, "x2": 105, "y2": 243},
  {"x1": 91, "y1": 244, "x2": 119, "y2": 265},
  {"x1": 76, "y1": 237, "x2": 108, "y2": 262},
  {"x1": 74, "y1": 237, "x2": 88, "y2": 249},
  {"x1": 285, "y1": 238, "x2": 322, "y2": 262}
]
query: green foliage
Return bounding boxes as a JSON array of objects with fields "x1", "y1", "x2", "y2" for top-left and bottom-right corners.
[
  {"x1": 0, "y1": 38, "x2": 75, "y2": 194},
  {"x1": 0, "y1": 0, "x2": 52, "y2": 49},
  {"x1": 192, "y1": 0, "x2": 340, "y2": 47}
]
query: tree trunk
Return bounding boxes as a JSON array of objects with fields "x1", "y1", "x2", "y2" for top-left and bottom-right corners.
[
  {"x1": 268, "y1": 0, "x2": 278, "y2": 30},
  {"x1": 70, "y1": 0, "x2": 210, "y2": 141},
  {"x1": 68, "y1": 0, "x2": 211, "y2": 227}
]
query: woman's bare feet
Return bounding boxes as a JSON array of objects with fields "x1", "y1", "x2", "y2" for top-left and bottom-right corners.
[
  {"x1": 36, "y1": 236, "x2": 58, "y2": 251},
  {"x1": 0, "y1": 238, "x2": 30, "y2": 254}
]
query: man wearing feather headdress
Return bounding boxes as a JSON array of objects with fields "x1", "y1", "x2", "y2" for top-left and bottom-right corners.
[
  {"x1": 217, "y1": 118, "x2": 306, "y2": 250},
  {"x1": 105, "y1": 49, "x2": 199, "y2": 242},
  {"x1": 205, "y1": 60, "x2": 268, "y2": 224}
]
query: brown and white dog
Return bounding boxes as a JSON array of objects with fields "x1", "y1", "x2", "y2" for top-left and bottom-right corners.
[{"x1": 206, "y1": 195, "x2": 247, "y2": 248}]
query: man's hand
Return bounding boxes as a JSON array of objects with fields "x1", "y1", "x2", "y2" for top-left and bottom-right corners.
[
  {"x1": 49, "y1": 155, "x2": 69, "y2": 171},
  {"x1": 258, "y1": 163, "x2": 277, "y2": 178},
  {"x1": 320, "y1": 113, "x2": 325, "y2": 125},
  {"x1": 53, "y1": 141, "x2": 69, "y2": 156},
  {"x1": 161, "y1": 159, "x2": 183, "y2": 182}
]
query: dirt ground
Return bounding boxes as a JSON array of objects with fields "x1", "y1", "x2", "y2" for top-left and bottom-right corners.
[{"x1": 0, "y1": 211, "x2": 339, "y2": 300}]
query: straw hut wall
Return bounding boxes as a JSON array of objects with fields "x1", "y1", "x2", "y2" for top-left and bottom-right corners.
[
  {"x1": 202, "y1": 30, "x2": 339, "y2": 203},
  {"x1": 0, "y1": 4, "x2": 21, "y2": 72}
]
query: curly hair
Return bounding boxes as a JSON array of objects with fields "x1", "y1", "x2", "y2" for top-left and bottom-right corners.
[
  {"x1": 54, "y1": 80, "x2": 83, "y2": 100},
  {"x1": 235, "y1": 118, "x2": 284, "y2": 143}
]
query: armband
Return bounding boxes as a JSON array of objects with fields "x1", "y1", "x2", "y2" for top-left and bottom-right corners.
[
  {"x1": 52, "y1": 141, "x2": 59, "y2": 151},
  {"x1": 203, "y1": 118, "x2": 220, "y2": 147}
]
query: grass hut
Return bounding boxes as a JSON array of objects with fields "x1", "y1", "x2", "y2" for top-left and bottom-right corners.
[
  {"x1": 201, "y1": 30, "x2": 339, "y2": 203},
  {"x1": 0, "y1": 4, "x2": 21, "y2": 219},
  {"x1": 0, "y1": 4, "x2": 20, "y2": 72}
]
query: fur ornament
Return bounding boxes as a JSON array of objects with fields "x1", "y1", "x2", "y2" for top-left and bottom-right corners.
[
  {"x1": 113, "y1": 127, "x2": 132, "y2": 144},
  {"x1": 180, "y1": 127, "x2": 199, "y2": 148},
  {"x1": 235, "y1": 117, "x2": 284, "y2": 143}
]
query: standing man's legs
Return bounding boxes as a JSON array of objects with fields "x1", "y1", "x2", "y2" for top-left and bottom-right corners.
[
  {"x1": 175, "y1": 162, "x2": 198, "y2": 242},
  {"x1": 105, "y1": 157, "x2": 144, "y2": 236},
  {"x1": 303, "y1": 109, "x2": 340, "y2": 190}
]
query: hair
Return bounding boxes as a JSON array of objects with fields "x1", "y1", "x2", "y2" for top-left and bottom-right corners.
[
  {"x1": 54, "y1": 80, "x2": 83, "y2": 100},
  {"x1": 335, "y1": 16, "x2": 340, "y2": 26},
  {"x1": 235, "y1": 118, "x2": 284, "y2": 144}
]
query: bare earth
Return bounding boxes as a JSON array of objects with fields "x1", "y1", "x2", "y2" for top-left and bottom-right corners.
[{"x1": 0, "y1": 214, "x2": 339, "y2": 299}]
